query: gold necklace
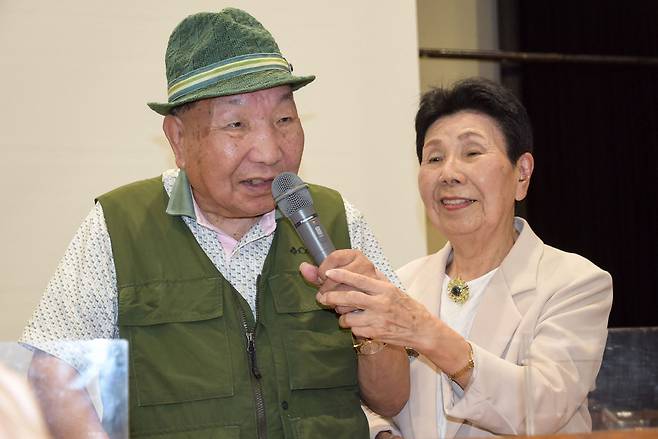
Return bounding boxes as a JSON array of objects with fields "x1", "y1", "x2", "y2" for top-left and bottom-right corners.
[{"x1": 447, "y1": 275, "x2": 470, "y2": 304}]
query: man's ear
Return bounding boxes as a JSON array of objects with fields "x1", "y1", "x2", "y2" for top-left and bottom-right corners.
[
  {"x1": 163, "y1": 115, "x2": 186, "y2": 169},
  {"x1": 515, "y1": 152, "x2": 535, "y2": 201}
]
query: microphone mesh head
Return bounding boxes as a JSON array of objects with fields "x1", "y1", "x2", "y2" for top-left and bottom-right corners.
[{"x1": 271, "y1": 172, "x2": 313, "y2": 217}]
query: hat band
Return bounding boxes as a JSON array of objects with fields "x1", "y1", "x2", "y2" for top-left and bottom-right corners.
[{"x1": 167, "y1": 53, "x2": 291, "y2": 102}]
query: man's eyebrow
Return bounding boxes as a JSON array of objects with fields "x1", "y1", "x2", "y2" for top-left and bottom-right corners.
[
  {"x1": 223, "y1": 96, "x2": 245, "y2": 105},
  {"x1": 220, "y1": 90, "x2": 294, "y2": 106},
  {"x1": 279, "y1": 90, "x2": 294, "y2": 103}
]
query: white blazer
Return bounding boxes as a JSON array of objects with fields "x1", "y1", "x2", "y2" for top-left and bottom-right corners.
[{"x1": 391, "y1": 218, "x2": 613, "y2": 438}]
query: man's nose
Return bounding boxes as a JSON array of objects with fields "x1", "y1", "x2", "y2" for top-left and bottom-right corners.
[{"x1": 250, "y1": 125, "x2": 283, "y2": 165}]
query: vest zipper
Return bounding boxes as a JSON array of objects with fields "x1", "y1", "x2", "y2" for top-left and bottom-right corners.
[
  {"x1": 246, "y1": 332, "x2": 262, "y2": 378},
  {"x1": 246, "y1": 330, "x2": 267, "y2": 439},
  {"x1": 236, "y1": 281, "x2": 267, "y2": 439}
]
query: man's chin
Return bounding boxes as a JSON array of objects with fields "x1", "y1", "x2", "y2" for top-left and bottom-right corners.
[
  {"x1": 238, "y1": 201, "x2": 276, "y2": 219},
  {"x1": 212, "y1": 195, "x2": 275, "y2": 220}
]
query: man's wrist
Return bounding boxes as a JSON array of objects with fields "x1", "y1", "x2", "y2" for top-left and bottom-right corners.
[{"x1": 353, "y1": 337, "x2": 387, "y2": 355}]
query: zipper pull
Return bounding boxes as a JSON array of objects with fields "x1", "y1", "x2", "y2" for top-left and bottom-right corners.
[{"x1": 246, "y1": 332, "x2": 262, "y2": 379}]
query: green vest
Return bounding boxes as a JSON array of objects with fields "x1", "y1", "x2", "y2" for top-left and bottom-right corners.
[{"x1": 97, "y1": 177, "x2": 368, "y2": 439}]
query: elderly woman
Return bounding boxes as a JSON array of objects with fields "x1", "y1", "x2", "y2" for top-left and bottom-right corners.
[{"x1": 317, "y1": 78, "x2": 613, "y2": 439}]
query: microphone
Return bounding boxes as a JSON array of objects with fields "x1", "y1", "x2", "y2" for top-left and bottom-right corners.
[{"x1": 271, "y1": 172, "x2": 336, "y2": 264}]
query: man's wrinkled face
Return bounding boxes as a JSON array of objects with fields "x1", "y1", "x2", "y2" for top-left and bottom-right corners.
[{"x1": 166, "y1": 85, "x2": 304, "y2": 219}]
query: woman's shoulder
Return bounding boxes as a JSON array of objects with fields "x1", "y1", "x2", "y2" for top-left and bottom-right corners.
[
  {"x1": 395, "y1": 250, "x2": 446, "y2": 288},
  {"x1": 516, "y1": 218, "x2": 611, "y2": 283},
  {"x1": 530, "y1": 243, "x2": 613, "y2": 326},
  {"x1": 500, "y1": 219, "x2": 613, "y2": 303},
  {"x1": 539, "y1": 243, "x2": 612, "y2": 286},
  {"x1": 396, "y1": 254, "x2": 432, "y2": 275}
]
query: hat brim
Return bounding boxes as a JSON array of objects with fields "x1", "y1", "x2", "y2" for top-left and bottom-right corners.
[{"x1": 147, "y1": 69, "x2": 315, "y2": 116}]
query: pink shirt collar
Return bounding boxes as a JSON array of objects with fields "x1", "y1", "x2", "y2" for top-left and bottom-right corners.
[{"x1": 192, "y1": 197, "x2": 277, "y2": 258}]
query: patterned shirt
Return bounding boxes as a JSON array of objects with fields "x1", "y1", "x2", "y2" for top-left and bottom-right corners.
[{"x1": 20, "y1": 169, "x2": 400, "y2": 364}]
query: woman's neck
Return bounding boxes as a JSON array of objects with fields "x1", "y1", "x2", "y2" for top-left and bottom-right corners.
[{"x1": 447, "y1": 223, "x2": 518, "y2": 281}]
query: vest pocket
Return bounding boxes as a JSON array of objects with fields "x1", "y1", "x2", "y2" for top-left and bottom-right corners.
[
  {"x1": 269, "y1": 272, "x2": 358, "y2": 390},
  {"x1": 283, "y1": 329, "x2": 357, "y2": 390},
  {"x1": 118, "y1": 278, "x2": 234, "y2": 406},
  {"x1": 269, "y1": 271, "x2": 324, "y2": 314},
  {"x1": 139, "y1": 425, "x2": 240, "y2": 439},
  {"x1": 290, "y1": 411, "x2": 367, "y2": 439}
]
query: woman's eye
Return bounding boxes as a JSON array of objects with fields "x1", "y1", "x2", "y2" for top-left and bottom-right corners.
[
  {"x1": 466, "y1": 150, "x2": 482, "y2": 157},
  {"x1": 278, "y1": 116, "x2": 293, "y2": 123},
  {"x1": 427, "y1": 156, "x2": 443, "y2": 163},
  {"x1": 227, "y1": 121, "x2": 242, "y2": 128}
]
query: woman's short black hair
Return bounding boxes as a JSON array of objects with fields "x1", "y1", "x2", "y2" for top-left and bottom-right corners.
[{"x1": 415, "y1": 77, "x2": 533, "y2": 164}]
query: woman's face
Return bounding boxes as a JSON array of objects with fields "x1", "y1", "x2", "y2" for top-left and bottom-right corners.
[{"x1": 418, "y1": 111, "x2": 533, "y2": 240}]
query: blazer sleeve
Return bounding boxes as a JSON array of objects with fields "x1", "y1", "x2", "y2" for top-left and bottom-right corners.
[{"x1": 443, "y1": 257, "x2": 613, "y2": 435}]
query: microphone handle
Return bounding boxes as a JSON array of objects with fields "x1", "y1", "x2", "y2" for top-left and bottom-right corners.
[{"x1": 294, "y1": 214, "x2": 336, "y2": 264}]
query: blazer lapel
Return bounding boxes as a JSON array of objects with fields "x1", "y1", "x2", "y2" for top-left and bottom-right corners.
[
  {"x1": 467, "y1": 271, "x2": 522, "y2": 357},
  {"x1": 468, "y1": 219, "x2": 541, "y2": 357}
]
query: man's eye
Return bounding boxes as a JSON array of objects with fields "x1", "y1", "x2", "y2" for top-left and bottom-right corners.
[
  {"x1": 278, "y1": 116, "x2": 293, "y2": 123},
  {"x1": 227, "y1": 121, "x2": 242, "y2": 128},
  {"x1": 427, "y1": 156, "x2": 443, "y2": 163}
]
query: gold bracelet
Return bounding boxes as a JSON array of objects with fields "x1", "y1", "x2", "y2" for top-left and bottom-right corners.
[
  {"x1": 353, "y1": 338, "x2": 387, "y2": 355},
  {"x1": 448, "y1": 342, "x2": 474, "y2": 381}
]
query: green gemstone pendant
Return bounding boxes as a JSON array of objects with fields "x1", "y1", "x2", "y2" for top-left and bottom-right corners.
[{"x1": 447, "y1": 276, "x2": 470, "y2": 304}]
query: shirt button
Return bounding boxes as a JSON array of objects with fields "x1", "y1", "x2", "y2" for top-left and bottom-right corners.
[{"x1": 281, "y1": 401, "x2": 289, "y2": 410}]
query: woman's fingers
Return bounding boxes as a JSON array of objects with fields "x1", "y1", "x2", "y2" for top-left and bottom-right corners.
[
  {"x1": 317, "y1": 289, "x2": 376, "y2": 310},
  {"x1": 299, "y1": 262, "x2": 322, "y2": 286},
  {"x1": 318, "y1": 249, "x2": 377, "y2": 278},
  {"x1": 318, "y1": 269, "x2": 407, "y2": 319},
  {"x1": 335, "y1": 305, "x2": 360, "y2": 314},
  {"x1": 338, "y1": 308, "x2": 410, "y2": 344},
  {"x1": 326, "y1": 287, "x2": 439, "y2": 349},
  {"x1": 375, "y1": 269, "x2": 388, "y2": 282},
  {"x1": 317, "y1": 266, "x2": 436, "y2": 347},
  {"x1": 324, "y1": 268, "x2": 392, "y2": 296}
]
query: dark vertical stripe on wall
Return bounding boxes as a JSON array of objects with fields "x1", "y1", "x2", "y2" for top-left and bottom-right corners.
[{"x1": 501, "y1": 0, "x2": 658, "y2": 327}]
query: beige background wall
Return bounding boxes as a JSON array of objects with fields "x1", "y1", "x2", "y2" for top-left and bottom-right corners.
[{"x1": 0, "y1": 0, "x2": 424, "y2": 340}]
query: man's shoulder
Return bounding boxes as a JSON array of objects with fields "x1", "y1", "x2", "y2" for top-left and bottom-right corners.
[
  {"x1": 96, "y1": 176, "x2": 164, "y2": 202},
  {"x1": 307, "y1": 182, "x2": 342, "y2": 198},
  {"x1": 95, "y1": 175, "x2": 168, "y2": 223},
  {"x1": 306, "y1": 183, "x2": 346, "y2": 213}
]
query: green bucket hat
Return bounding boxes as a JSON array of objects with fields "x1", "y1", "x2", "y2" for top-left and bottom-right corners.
[{"x1": 147, "y1": 8, "x2": 315, "y2": 115}]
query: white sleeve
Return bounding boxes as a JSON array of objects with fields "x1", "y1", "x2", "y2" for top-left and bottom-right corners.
[
  {"x1": 20, "y1": 203, "x2": 119, "y2": 368},
  {"x1": 343, "y1": 199, "x2": 403, "y2": 290}
]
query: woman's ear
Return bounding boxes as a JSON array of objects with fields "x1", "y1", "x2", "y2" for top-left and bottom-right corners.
[
  {"x1": 515, "y1": 152, "x2": 535, "y2": 201},
  {"x1": 163, "y1": 115, "x2": 186, "y2": 169}
]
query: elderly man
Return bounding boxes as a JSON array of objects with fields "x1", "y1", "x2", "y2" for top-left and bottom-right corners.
[{"x1": 20, "y1": 7, "x2": 408, "y2": 439}]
